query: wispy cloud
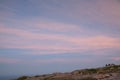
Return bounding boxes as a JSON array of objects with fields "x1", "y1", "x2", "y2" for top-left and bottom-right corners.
[
  {"x1": 111, "y1": 57, "x2": 120, "y2": 61},
  {"x1": 0, "y1": 25, "x2": 120, "y2": 55},
  {"x1": 63, "y1": 0, "x2": 120, "y2": 27},
  {"x1": 33, "y1": 58, "x2": 93, "y2": 64},
  {"x1": 30, "y1": 20, "x2": 82, "y2": 33},
  {"x1": 31, "y1": 0, "x2": 120, "y2": 27},
  {"x1": 12, "y1": 57, "x2": 93, "y2": 64},
  {"x1": 0, "y1": 57, "x2": 21, "y2": 64}
]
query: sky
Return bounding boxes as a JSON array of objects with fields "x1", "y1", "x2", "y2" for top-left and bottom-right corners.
[{"x1": 0, "y1": 0, "x2": 120, "y2": 77}]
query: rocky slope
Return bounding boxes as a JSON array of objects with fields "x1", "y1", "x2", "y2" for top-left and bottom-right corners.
[{"x1": 16, "y1": 64, "x2": 120, "y2": 80}]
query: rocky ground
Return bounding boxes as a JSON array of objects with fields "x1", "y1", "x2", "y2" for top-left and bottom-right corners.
[{"x1": 16, "y1": 64, "x2": 120, "y2": 80}]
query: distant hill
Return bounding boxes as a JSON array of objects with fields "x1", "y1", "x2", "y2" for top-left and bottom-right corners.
[{"x1": 16, "y1": 64, "x2": 120, "y2": 80}]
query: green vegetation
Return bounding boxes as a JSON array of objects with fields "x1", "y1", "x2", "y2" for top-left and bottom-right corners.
[
  {"x1": 16, "y1": 76, "x2": 28, "y2": 80},
  {"x1": 34, "y1": 75, "x2": 40, "y2": 77},
  {"x1": 85, "y1": 69, "x2": 97, "y2": 73},
  {"x1": 74, "y1": 64, "x2": 120, "y2": 75},
  {"x1": 97, "y1": 64, "x2": 120, "y2": 73}
]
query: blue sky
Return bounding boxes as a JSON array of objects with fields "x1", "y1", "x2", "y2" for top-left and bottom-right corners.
[{"x1": 0, "y1": 0, "x2": 120, "y2": 77}]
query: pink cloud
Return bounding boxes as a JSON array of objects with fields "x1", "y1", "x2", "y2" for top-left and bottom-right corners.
[
  {"x1": 46, "y1": 0, "x2": 120, "y2": 27},
  {"x1": 0, "y1": 26, "x2": 120, "y2": 55},
  {"x1": 33, "y1": 20, "x2": 82, "y2": 32},
  {"x1": 111, "y1": 57, "x2": 120, "y2": 61},
  {"x1": 71, "y1": 36, "x2": 120, "y2": 49},
  {"x1": 0, "y1": 20, "x2": 120, "y2": 55},
  {"x1": 33, "y1": 58, "x2": 93, "y2": 64},
  {"x1": 0, "y1": 58, "x2": 21, "y2": 64}
]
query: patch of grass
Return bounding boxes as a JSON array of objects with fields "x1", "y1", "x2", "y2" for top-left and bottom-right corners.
[
  {"x1": 85, "y1": 68, "x2": 97, "y2": 73},
  {"x1": 34, "y1": 75, "x2": 40, "y2": 77},
  {"x1": 16, "y1": 76, "x2": 28, "y2": 80}
]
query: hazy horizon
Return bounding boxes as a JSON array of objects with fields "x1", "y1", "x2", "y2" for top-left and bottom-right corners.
[{"x1": 0, "y1": 0, "x2": 120, "y2": 78}]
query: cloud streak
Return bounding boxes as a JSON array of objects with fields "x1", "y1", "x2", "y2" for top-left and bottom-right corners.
[
  {"x1": 111, "y1": 57, "x2": 120, "y2": 61},
  {"x1": 0, "y1": 25, "x2": 120, "y2": 55},
  {"x1": 0, "y1": 57, "x2": 21, "y2": 64},
  {"x1": 54, "y1": 0, "x2": 120, "y2": 27}
]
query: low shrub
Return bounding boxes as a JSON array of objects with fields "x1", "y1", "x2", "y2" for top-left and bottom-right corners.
[{"x1": 16, "y1": 76, "x2": 28, "y2": 80}]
